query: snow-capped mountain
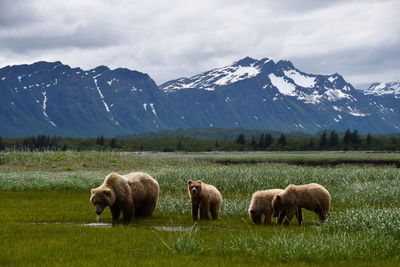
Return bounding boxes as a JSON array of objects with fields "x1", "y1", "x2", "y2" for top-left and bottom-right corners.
[
  {"x1": 364, "y1": 82, "x2": 400, "y2": 96},
  {"x1": 0, "y1": 61, "x2": 182, "y2": 137},
  {"x1": 0, "y1": 58, "x2": 399, "y2": 137},
  {"x1": 160, "y1": 57, "x2": 397, "y2": 133}
]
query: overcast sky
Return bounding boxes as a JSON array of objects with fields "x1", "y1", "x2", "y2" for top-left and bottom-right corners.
[{"x1": 0, "y1": 0, "x2": 399, "y2": 88}]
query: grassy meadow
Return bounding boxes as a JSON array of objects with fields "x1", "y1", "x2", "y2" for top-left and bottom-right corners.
[{"x1": 0, "y1": 151, "x2": 399, "y2": 266}]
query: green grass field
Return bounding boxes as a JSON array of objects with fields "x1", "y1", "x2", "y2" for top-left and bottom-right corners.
[{"x1": 0, "y1": 151, "x2": 399, "y2": 266}]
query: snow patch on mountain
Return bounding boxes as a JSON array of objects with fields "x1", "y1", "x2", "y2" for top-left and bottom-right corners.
[
  {"x1": 93, "y1": 74, "x2": 110, "y2": 113},
  {"x1": 283, "y1": 70, "x2": 316, "y2": 88},
  {"x1": 268, "y1": 73, "x2": 296, "y2": 96},
  {"x1": 41, "y1": 91, "x2": 56, "y2": 127},
  {"x1": 324, "y1": 89, "x2": 353, "y2": 102},
  {"x1": 347, "y1": 107, "x2": 368, "y2": 117},
  {"x1": 214, "y1": 65, "x2": 260, "y2": 86}
]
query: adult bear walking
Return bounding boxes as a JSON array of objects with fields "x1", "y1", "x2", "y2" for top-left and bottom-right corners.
[{"x1": 90, "y1": 172, "x2": 159, "y2": 224}]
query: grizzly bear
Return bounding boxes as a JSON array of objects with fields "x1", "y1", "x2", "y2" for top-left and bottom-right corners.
[
  {"x1": 271, "y1": 183, "x2": 331, "y2": 225},
  {"x1": 90, "y1": 172, "x2": 159, "y2": 224},
  {"x1": 187, "y1": 180, "x2": 222, "y2": 220},
  {"x1": 248, "y1": 189, "x2": 283, "y2": 224}
]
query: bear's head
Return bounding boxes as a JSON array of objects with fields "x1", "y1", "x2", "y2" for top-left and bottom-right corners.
[
  {"x1": 271, "y1": 195, "x2": 285, "y2": 218},
  {"x1": 90, "y1": 188, "x2": 115, "y2": 215},
  {"x1": 187, "y1": 180, "x2": 202, "y2": 197}
]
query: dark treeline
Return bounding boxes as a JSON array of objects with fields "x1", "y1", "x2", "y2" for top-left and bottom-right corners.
[{"x1": 0, "y1": 130, "x2": 400, "y2": 152}]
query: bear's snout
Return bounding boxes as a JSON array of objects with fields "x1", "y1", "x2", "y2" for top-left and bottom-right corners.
[
  {"x1": 95, "y1": 204, "x2": 105, "y2": 215},
  {"x1": 191, "y1": 188, "x2": 197, "y2": 194}
]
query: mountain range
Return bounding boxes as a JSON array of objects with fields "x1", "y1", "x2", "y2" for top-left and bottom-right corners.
[{"x1": 0, "y1": 57, "x2": 399, "y2": 137}]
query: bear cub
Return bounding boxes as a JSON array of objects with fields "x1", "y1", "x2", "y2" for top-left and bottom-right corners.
[
  {"x1": 188, "y1": 180, "x2": 222, "y2": 220},
  {"x1": 90, "y1": 172, "x2": 159, "y2": 224},
  {"x1": 248, "y1": 189, "x2": 283, "y2": 224}
]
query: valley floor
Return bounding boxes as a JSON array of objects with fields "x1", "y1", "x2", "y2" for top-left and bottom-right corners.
[{"x1": 0, "y1": 151, "x2": 399, "y2": 266}]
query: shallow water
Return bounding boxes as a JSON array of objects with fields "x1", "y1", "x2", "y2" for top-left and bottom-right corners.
[
  {"x1": 151, "y1": 225, "x2": 192, "y2": 232},
  {"x1": 81, "y1": 222, "x2": 112, "y2": 227}
]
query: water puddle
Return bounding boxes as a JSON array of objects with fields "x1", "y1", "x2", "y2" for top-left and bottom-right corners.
[
  {"x1": 81, "y1": 222, "x2": 112, "y2": 227},
  {"x1": 27, "y1": 222, "x2": 228, "y2": 231},
  {"x1": 151, "y1": 225, "x2": 192, "y2": 232}
]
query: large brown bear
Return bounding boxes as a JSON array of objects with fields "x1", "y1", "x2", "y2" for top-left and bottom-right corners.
[
  {"x1": 187, "y1": 180, "x2": 222, "y2": 220},
  {"x1": 248, "y1": 189, "x2": 283, "y2": 224},
  {"x1": 271, "y1": 183, "x2": 331, "y2": 225},
  {"x1": 90, "y1": 172, "x2": 159, "y2": 224}
]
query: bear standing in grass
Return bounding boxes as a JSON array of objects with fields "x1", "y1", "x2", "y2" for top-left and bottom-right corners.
[
  {"x1": 188, "y1": 180, "x2": 222, "y2": 220},
  {"x1": 248, "y1": 189, "x2": 283, "y2": 224},
  {"x1": 271, "y1": 183, "x2": 331, "y2": 225},
  {"x1": 90, "y1": 172, "x2": 159, "y2": 224}
]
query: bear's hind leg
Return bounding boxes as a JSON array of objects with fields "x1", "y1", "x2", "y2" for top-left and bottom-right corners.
[
  {"x1": 264, "y1": 211, "x2": 272, "y2": 225},
  {"x1": 210, "y1": 202, "x2": 219, "y2": 220}
]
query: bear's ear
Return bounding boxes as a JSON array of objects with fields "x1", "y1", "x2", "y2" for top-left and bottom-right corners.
[
  {"x1": 276, "y1": 195, "x2": 282, "y2": 202},
  {"x1": 104, "y1": 189, "x2": 112, "y2": 196},
  {"x1": 198, "y1": 180, "x2": 202, "y2": 184},
  {"x1": 187, "y1": 180, "x2": 192, "y2": 185},
  {"x1": 91, "y1": 189, "x2": 95, "y2": 195}
]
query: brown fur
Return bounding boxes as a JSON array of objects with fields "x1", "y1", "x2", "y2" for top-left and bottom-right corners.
[
  {"x1": 187, "y1": 180, "x2": 222, "y2": 220},
  {"x1": 248, "y1": 189, "x2": 283, "y2": 224},
  {"x1": 90, "y1": 172, "x2": 159, "y2": 224},
  {"x1": 271, "y1": 183, "x2": 331, "y2": 225}
]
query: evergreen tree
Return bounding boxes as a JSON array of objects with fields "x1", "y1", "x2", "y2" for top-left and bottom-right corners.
[
  {"x1": 328, "y1": 131, "x2": 339, "y2": 148},
  {"x1": 250, "y1": 136, "x2": 257, "y2": 150},
  {"x1": 236, "y1": 134, "x2": 246, "y2": 145},
  {"x1": 277, "y1": 134, "x2": 287, "y2": 146},
  {"x1": 109, "y1": 138, "x2": 117, "y2": 149},
  {"x1": 307, "y1": 138, "x2": 315, "y2": 150},
  {"x1": 258, "y1": 134, "x2": 265, "y2": 149},
  {"x1": 96, "y1": 136, "x2": 105, "y2": 146},
  {"x1": 265, "y1": 134, "x2": 273, "y2": 148},
  {"x1": 0, "y1": 137, "x2": 5, "y2": 150},
  {"x1": 351, "y1": 130, "x2": 361, "y2": 147},
  {"x1": 366, "y1": 134, "x2": 372, "y2": 146},
  {"x1": 319, "y1": 131, "x2": 327, "y2": 148},
  {"x1": 343, "y1": 129, "x2": 351, "y2": 145},
  {"x1": 176, "y1": 139, "x2": 183, "y2": 151},
  {"x1": 215, "y1": 141, "x2": 220, "y2": 148}
]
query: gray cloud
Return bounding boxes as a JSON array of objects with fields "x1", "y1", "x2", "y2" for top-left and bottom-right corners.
[{"x1": 0, "y1": 0, "x2": 398, "y2": 88}]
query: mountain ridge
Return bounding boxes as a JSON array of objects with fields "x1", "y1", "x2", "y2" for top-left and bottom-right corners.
[{"x1": 1, "y1": 57, "x2": 399, "y2": 137}]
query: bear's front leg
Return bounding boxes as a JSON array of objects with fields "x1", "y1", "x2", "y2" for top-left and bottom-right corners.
[
  {"x1": 296, "y1": 208, "x2": 303, "y2": 225},
  {"x1": 277, "y1": 211, "x2": 285, "y2": 225},
  {"x1": 120, "y1": 199, "x2": 135, "y2": 224},
  {"x1": 110, "y1": 204, "x2": 121, "y2": 221},
  {"x1": 192, "y1": 200, "x2": 199, "y2": 220},
  {"x1": 283, "y1": 208, "x2": 296, "y2": 225},
  {"x1": 200, "y1": 201, "x2": 210, "y2": 220}
]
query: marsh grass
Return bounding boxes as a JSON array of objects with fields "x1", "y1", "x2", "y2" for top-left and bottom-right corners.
[{"x1": 0, "y1": 151, "x2": 399, "y2": 266}]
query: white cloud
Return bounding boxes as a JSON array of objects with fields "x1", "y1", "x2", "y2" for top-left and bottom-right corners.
[{"x1": 0, "y1": 0, "x2": 399, "y2": 87}]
